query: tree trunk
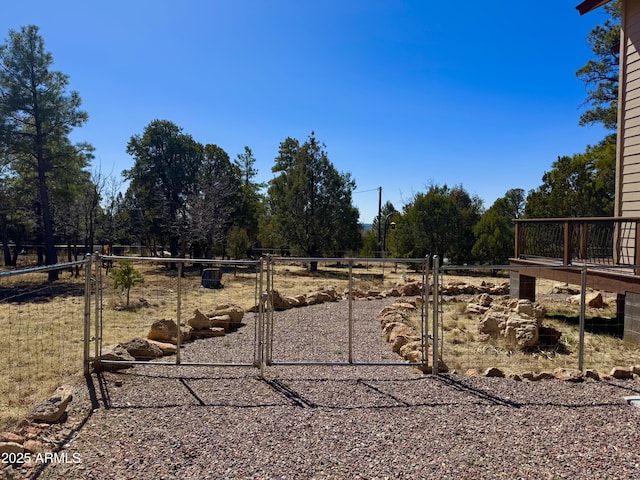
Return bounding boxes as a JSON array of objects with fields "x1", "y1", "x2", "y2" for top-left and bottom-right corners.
[
  {"x1": 36, "y1": 148, "x2": 58, "y2": 281},
  {"x1": 1, "y1": 216, "x2": 12, "y2": 266}
]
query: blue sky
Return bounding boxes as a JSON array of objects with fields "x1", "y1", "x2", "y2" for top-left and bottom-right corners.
[{"x1": 2, "y1": 1, "x2": 611, "y2": 223}]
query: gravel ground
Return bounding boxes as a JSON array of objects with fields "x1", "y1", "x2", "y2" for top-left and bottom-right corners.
[{"x1": 10, "y1": 297, "x2": 640, "y2": 479}]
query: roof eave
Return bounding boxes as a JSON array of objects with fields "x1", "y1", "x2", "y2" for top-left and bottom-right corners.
[{"x1": 576, "y1": 0, "x2": 612, "y2": 15}]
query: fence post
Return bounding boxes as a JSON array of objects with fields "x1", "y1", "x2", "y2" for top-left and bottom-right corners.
[
  {"x1": 579, "y1": 266, "x2": 586, "y2": 371},
  {"x1": 421, "y1": 256, "x2": 430, "y2": 372},
  {"x1": 265, "y1": 255, "x2": 274, "y2": 366},
  {"x1": 83, "y1": 254, "x2": 93, "y2": 375},
  {"x1": 257, "y1": 257, "x2": 265, "y2": 377},
  {"x1": 95, "y1": 253, "x2": 102, "y2": 368},
  {"x1": 432, "y1": 256, "x2": 439, "y2": 374},
  {"x1": 176, "y1": 262, "x2": 182, "y2": 365},
  {"x1": 579, "y1": 222, "x2": 588, "y2": 260},
  {"x1": 348, "y1": 259, "x2": 354, "y2": 364}
]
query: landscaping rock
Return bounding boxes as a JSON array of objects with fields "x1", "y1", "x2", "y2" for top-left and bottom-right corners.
[
  {"x1": 568, "y1": 291, "x2": 605, "y2": 308},
  {"x1": 146, "y1": 339, "x2": 178, "y2": 355},
  {"x1": 484, "y1": 367, "x2": 505, "y2": 378},
  {"x1": 189, "y1": 309, "x2": 211, "y2": 330},
  {"x1": 0, "y1": 441, "x2": 23, "y2": 455},
  {"x1": 610, "y1": 366, "x2": 633, "y2": 379},
  {"x1": 210, "y1": 314, "x2": 231, "y2": 331},
  {"x1": 209, "y1": 304, "x2": 245, "y2": 324},
  {"x1": 191, "y1": 327, "x2": 226, "y2": 339},
  {"x1": 553, "y1": 368, "x2": 584, "y2": 382},
  {"x1": 93, "y1": 345, "x2": 134, "y2": 371},
  {"x1": 147, "y1": 319, "x2": 180, "y2": 343},
  {"x1": 121, "y1": 337, "x2": 164, "y2": 359},
  {"x1": 29, "y1": 385, "x2": 73, "y2": 423}
]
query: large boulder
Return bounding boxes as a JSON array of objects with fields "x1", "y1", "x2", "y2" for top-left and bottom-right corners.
[
  {"x1": 477, "y1": 300, "x2": 549, "y2": 350},
  {"x1": 504, "y1": 313, "x2": 539, "y2": 348},
  {"x1": 148, "y1": 319, "x2": 179, "y2": 344},
  {"x1": 514, "y1": 300, "x2": 546, "y2": 322},
  {"x1": 121, "y1": 337, "x2": 164, "y2": 359},
  {"x1": 478, "y1": 307, "x2": 509, "y2": 337}
]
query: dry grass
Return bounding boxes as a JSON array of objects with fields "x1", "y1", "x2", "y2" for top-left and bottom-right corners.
[
  {"x1": 424, "y1": 284, "x2": 639, "y2": 377},
  {"x1": 0, "y1": 270, "x2": 87, "y2": 430}
]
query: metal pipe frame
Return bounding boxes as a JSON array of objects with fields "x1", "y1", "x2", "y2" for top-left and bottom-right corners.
[
  {"x1": 83, "y1": 254, "x2": 93, "y2": 375},
  {"x1": 432, "y1": 256, "x2": 440, "y2": 375}
]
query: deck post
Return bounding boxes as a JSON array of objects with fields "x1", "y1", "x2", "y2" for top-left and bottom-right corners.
[
  {"x1": 563, "y1": 220, "x2": 573, "y2": 265},
  {"x1": 514, "y1": 221, "x2": 523, "y2": 258}
]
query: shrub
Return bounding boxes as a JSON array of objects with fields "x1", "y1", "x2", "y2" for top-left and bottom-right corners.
[{"x1": 112, "y1": 261, "x2": 144, "y2": 307}]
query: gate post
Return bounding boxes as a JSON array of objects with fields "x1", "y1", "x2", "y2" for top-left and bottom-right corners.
[
  {"x1": 83, "y1": 254, "x2": 93, "y2": 375},
  {"x1": 265, "y1": 255, "x2": 274, "y2": 367},
  {"x1": 257, "y1": 256, "x2": 267, "y2": 377},
  {"x1": 94, "y1": 253, "x2": 103, "y2": 369},
  {"x1": 579, "y1": 267, "x2": 587, "y2": 371},
  {"x1": 421, "y1": 256, "x2": 429, "y2": 372},
  {"x1": 348, "y1": 259, "x2": 354, "y2": 364},
  {"x1": 431, "y1": 256, "x2": 440, "y2": 374},
  {"x1": 176, "y1": 262, "x2": 183, "y2": 365}
]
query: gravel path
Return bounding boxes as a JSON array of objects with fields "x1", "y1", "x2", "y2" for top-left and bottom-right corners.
[{"x1": 15, "y1": 298, "x2": 640, "y2": 479}]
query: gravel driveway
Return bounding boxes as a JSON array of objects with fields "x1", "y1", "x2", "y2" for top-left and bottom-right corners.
[{"x1": 18, "y1": 298, "x2": 640, "y2": 479}]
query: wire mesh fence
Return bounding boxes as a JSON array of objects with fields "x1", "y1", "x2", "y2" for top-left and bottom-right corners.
[
  {"x1": 4, "y1": 253, "x2": 640, "y2": 429},
  {"x1": 96, "y1": 256, "x2": 262, "y2": 366},
  {"x1": 433, "y1": 263, "x2": 637, "y2": 377},
  {"x1": 264, "y1": 257, "x2": 429, "y2": 366},
  {"x1": 0, "y1": 260, "x2": 90, "y2": 429}
]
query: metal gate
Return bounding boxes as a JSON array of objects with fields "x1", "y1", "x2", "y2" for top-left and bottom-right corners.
[
  {"x1": 262, "y1": 256, "x2": 433, "y2": 371},
  {"x1": 91, "y1": 255, "x2": 434, "y2": 375},
  {"x1": 93, "y1": 256, "x2": 264, "y2": 370}
]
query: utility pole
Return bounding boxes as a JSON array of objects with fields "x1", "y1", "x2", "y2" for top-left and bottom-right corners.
[{"x1": 377, "y1": 186, "x2": 382, "y2": 257}]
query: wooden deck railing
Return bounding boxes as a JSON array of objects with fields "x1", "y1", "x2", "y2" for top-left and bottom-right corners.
[{"x1": 514, "y1": 217, "x2": 640, "y2": 273}]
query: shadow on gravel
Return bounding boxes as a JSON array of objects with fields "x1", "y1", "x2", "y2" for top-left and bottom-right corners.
[
  {"x1": 435, "y1": 375, "x2": 524, "y2": 408},
  {"x1": 89, "y1": 370, "x2": 635, "y2": 414},
  {"x1": 263, "y1": 379, "x2": 318, "y2": 408}
]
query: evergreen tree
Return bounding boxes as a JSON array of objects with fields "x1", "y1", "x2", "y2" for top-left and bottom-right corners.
[
  {"x1": 0, "y1": 25, "x2": 91, "y2": 278},
  {"x1": 265, "y1": 132, "x2": 361, "y2": 270},
  {"x1": 576, "y1": 1, "x2": 620, "y2": 130}
]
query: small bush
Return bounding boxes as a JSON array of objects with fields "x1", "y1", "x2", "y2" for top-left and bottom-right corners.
[{"x1": 112, "y1": 261, "x2": 144, "y2": 307}]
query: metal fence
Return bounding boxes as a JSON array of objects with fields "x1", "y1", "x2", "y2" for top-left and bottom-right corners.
[
  {"x1": 94, "y1": 255, "x2": 432, "y2": 373},
  {"x1": 3, "y1": 253, "x2": 640, "y2": 428},
  {"x1": 0, "y1": 258, "x2": 92, "y2": 428},
  {"x1": 95, "y1": 256, "x2": 263, "y2": 369},
  {"x1": 433, "y1": 260, "x2": 634, "y2": 377}
]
